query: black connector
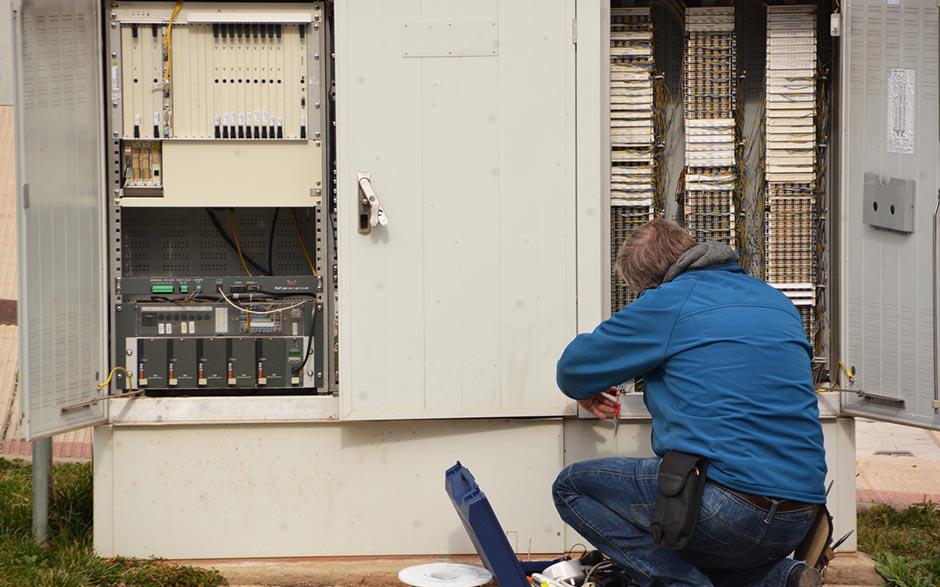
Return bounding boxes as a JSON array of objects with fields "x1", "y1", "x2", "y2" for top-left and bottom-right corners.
[
  {"x1": 215, "y1": 125, "x2": 221, "y2": 139},
  {"x1": 299, "y1": 24, "x2": 305, "y2": 38},
  {"x1": 238, "y1": 126, "x2": 244, "y2": 139},
  {"x1": 251, "y1": 23, "x2": 258, "y2": 39},
  {"x1": 152, "y1": 24, "x2": 159, "y2": 37},
  {"x1": 133, "y1": 125, "x2": 140, "y2": 138},
  {"x1": 276, "y1": 125, "x2": 283, "y2": 139},
  {"x1": 275, "y1": 24, "x2": 282, "y2": 39},
  {"x1": 229, "y1": 126, "x2": 236, "y2": 139},
  {"x1": 300, "y1": 126, "x2": 306, "y2": 139},
  {"x1": 253, "y1": 126, "x2": 260, "y2": 139},
  {"x1": 237, "y1": 23, "x2": 244, "y2": 38},
  {"x1": 261, "y1": 126, "x2": 268, "y2": 139},
  {"x1": 222, "y1": 126, "x2": 229, "y2": 139},
  {"x1": 213, "y1": 23, "x2": 220, "y2": 38},
  {"x1": 230, "y1": 285, "x2": 247, "y2": 294},
  {"x1": 131, "y1": 24, "x2": 138, "y2": 39},
  {"x1": 269, "y1": 125, "x2": 275, "y2": 140},
  {"x1": 153, "y1": 125, "x2": 160, "y2": 138}
]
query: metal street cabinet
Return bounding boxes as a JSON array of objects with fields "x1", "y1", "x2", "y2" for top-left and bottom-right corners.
[{"x1": 11, "y1": 0, "x2": 939, "y2": 558}]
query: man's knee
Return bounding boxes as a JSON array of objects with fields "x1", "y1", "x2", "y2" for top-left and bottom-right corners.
[{"x1": 552, "y1": 463, "x2": 578, "y2": 503}]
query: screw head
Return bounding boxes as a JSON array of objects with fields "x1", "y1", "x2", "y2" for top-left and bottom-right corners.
[
  {"x1": 307, "y1": 369, "x2": 315, "y2": 377},
  {"x1": 126, "y1": 349, "x2": 133, "y2": 355}
]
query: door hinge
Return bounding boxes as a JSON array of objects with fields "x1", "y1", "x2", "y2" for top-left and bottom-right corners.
[
  {"x1": 571, "y1": 17, "x2": 577, "y2": 44},
  {"x1": 22, "y1": 183, "x2": 30, "y2": 210}
]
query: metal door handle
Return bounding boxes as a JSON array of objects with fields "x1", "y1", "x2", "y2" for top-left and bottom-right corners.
[{"x1": 357, "y1": 173, "x2": 388, "y2": 234}]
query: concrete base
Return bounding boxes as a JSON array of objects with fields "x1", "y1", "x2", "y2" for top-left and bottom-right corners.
[
  {"x1": 823, "y1": 552, "x2": 882, "y2": 586},
  {"x1": 93, "y1": 417, "x2": 857, "y2": 558},
  {"x1": 199, "y1": 555, "x2": 486, "y2": 587},
  {"x1": 194, "y1": 551, "x2": 880, "y2": 587}
]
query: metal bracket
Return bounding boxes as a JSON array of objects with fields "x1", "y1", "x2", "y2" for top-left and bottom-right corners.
[{"x1": 856, "y1": 391, "x2": 906, "y2": 409}]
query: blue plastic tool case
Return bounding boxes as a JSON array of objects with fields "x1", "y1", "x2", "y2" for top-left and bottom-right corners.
[{"x1": 445, "y1": 461, "x2": 559, "y2": 587}]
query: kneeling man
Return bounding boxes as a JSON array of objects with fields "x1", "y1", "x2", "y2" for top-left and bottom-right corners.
[{"x1": 553, "y1": 219, "x2": 826, "y2": 587}]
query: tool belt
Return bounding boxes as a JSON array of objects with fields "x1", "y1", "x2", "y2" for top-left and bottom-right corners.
[{"x1": 650, "y1": 451, "x2": 709, "y2": 550}]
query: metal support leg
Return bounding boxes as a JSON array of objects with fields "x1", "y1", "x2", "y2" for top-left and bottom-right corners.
[{"x1": 31, "y1": 437, "x2": 52, "y2": 544}]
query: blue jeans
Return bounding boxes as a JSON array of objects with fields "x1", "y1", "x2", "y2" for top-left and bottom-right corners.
[{"x1": 553, "y1": 458, "x2": 817, "y2": 587}]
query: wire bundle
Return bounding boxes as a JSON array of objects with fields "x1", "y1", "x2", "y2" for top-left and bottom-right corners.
[
  {"x1": 609, "y1": 6, "x2": 657, "y2": 311},
  {"x1": 683, "y1": 7, "x2": 737, "y2": 246},
  {"x1": 764, "y1": 5, "x2": 817, "y2": 342}
]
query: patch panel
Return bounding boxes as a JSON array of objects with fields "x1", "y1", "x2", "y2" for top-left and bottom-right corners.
[
  {"x1": 609, "y1": 6, "x2": 656, "y2": 310},
  {"x1": 764, "y1": 5, "x2": 817, "y2": 342},
  {"x1": 683, "y1": 6, "x2": 737, "y2": 246}
]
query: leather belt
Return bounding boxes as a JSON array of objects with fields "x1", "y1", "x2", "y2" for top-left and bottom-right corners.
[{"x1": 711, "y1": 481, "x2": 818, "y2": 513}]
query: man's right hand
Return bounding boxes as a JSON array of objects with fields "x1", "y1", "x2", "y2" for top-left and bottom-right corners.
[{"x1": 578, "y1": 387, "x2": 621, "y2": 419}]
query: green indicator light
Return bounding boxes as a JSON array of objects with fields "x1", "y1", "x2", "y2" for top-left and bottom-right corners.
[
  {"x1": 179, "y1": 284, "x2": 189, "y2": 293},
  {"x1": 151, "y1": 284, "x2": 174, "y2": 294}
]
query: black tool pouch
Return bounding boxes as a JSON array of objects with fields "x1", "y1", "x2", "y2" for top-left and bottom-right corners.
[{"x1": 650, "y1": 451, "x2": 708, "y2": 550}]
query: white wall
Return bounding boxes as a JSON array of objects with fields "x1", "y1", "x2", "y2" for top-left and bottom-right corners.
[{"x1": 1, "y1": 0, "x2": 12, "y2": 106}]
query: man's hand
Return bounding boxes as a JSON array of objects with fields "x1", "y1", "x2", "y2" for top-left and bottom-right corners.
[{"x1": 578, "y1": 387, "x2": 621, "y2": 419}]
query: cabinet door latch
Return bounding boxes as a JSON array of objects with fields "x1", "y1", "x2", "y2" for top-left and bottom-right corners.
[{"x1": 357, "y1": 173, "x2": 388, "y2": 234}]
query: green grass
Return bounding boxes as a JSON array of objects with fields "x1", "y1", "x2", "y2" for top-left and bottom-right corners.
[
  {"x1": 0, "y1": 457, "x2": 226, "y2": 587},
  {"x1": 858, "y1": 503, "x2": 940, "y2": 587}
]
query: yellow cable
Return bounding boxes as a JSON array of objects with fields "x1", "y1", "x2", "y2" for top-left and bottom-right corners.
[
  {"x1": 291, "y1": 209, "x2": 318, "y2": 277},
  {"x1": 228, "y1": 214, "x2": 253, "y2": 277},
  {"x1": 98, "y1": 367, "x2": 133, "y2": 389},
  {"x1": 163, "y1": 1, "x2": 184, "y2": 83}
]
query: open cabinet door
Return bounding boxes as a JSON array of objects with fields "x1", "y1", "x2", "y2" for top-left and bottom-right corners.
[
  {"x1": 840, "y1": 0, "x2": 940, "y2": 430},
  {"x1": 13, "y1": 0, "x2": 108, "y2": 438},
  {"x1": 335, "y1": 0, "x2": 577, "y2": 420}
]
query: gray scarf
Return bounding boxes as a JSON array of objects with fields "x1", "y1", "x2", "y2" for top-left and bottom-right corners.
[{"x1": 662, "y1": 241, "x2": 739, "y2": 284}]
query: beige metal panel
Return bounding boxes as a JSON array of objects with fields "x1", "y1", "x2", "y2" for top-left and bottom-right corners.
[
  {"x1": 14, "y1": 0, "x2": 108, "y2": 438},
  {"x1": 108, "y1": 396, "x2": 338, "y2": 424},
  {"x1": 576, "y1": 0, "x2": 610, "y2": 326},
  {"x1": 172, "y1": 24, "x2": 191, "y2": 137},
  {"x1": 561, "y1": 416, "x2": 858, "y2": 552},
  {"x1": 122, "y1": 140, "x2": 322, "y2": 207},
  {"x1": 113, "y1": 2, "x2": 318, "y2": 24},
  {"x1": 336, "y1": 0, "x2": 576, "y2": 420},
  {"x1": 93, "y1": 419, "x2": 564, "y2": 558},
  {"x1": 120, "y1": 27, "x2": 137, "y2": 137},
  {"x1": 92, "y1": 425, "x2": 115, "y2": 556}
]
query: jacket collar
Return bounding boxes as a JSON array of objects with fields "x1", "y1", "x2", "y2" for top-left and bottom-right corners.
[{"x1": 663, "y1": 241, "x2": 740, "y2": 284}]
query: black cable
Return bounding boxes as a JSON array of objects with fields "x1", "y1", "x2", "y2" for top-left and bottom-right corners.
[
  {"x1": 204, "y1": 208, "x2": 272, "y2": 276},
  {"x1": 295, "y1": 304, "x2": 319, "y2": 377},
  {"x1": 267, "y1": 208, "x2": 279, "y2": 276}
]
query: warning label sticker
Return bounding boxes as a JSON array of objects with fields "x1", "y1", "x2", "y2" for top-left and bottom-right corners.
[{"x1": 887, "y1": 68, "x2": 915, "y2": 154}]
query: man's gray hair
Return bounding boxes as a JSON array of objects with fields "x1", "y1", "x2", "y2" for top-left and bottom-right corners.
[{"x1": 615, "y1": 219, "x2": 696, "y2": 292}]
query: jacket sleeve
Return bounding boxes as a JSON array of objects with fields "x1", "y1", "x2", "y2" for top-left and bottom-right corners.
[{"x1": 556, "y1": 287, "x2": 684, "y2": 400}]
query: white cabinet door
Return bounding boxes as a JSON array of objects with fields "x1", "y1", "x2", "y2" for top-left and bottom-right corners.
[
  {"x1": 14, "y1": 0, "x2": 108, "y2": 437},
  {"x1": 336, "y1": 0, "x2": 577, "y2": 419},
  {"x1": 839, "y1": 0, "x2": 940, "y2": 429}
]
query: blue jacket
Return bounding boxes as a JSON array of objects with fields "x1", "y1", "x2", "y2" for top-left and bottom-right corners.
[{"x1": 557, "y1": 262, "x2": 827, "y2": 504}]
